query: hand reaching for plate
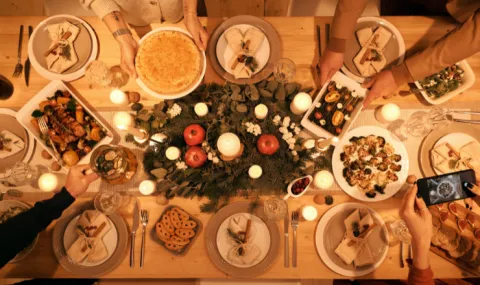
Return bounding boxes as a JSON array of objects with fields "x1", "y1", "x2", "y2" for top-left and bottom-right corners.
[
  {"x1": 184, "y1": 13, "x2": 209, "y2": 51},
  {"x1": 65, "y1": 164, "x2": 99, "y2": 198},
  {"x1": 318, "y1": 50, "x2": 344, "y2": 87},
  {"x1": 117, "y1": 34, "x2": 139, "y2": 78},
  {"x1": 362, "y1": 70, "x2": 398, "y2": 107}
]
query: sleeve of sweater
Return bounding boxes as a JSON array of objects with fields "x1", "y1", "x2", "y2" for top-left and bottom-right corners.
[
  {"x1": 79, "y1": 0, "x2": 121, "y2": 20},
  {"x1": 327, "y1": 0, "x2": 369, "y2": 53},
  {"x1": 391, "y1": 9, "x2": 480, "y2": 86},
  {"x1": 408, "y1": 266, "x2": 435, "y2": 285},
  {"x1": 0, "y1": 188, "x2": 75, "y2": 268}
]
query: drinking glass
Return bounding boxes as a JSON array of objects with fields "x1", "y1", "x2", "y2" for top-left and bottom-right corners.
[
  {"x1": 0, "y1": 162, "x2": 38, "y2": 186},
  {"x1": 94, "y1": 189, "x2": 122, "y2": 215},
  {"x1": 273, "y1": 58, "x2": 296, "y2": 83},
  {"x1": 384, "y1": 215, "x2": 412, "y2": 245},
  {"x1": 85, "y1": 60, "x2": 113, "y2": 87},
  {"x1": 264, "y1": 197, "x2": 288, "y2": 221},
  {"x1": 400, "y1": 111, "x2": 433, "y2": 138}
]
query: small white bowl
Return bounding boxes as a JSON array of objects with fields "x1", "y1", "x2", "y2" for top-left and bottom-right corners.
[{"x1": 284, "y1": 175, "x2": 313, "y2": 200}]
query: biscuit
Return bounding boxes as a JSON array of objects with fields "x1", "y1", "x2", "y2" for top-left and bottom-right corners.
[
  {"x1": 181, "y1": 220, "x2": 197, "y2": 229},
  {"x1": 161, "y1": 213, "x2": 175, "y2": 234},
  {"x1": 165, "y1": 241, "x2": 185, "y2": 251},
  {"x1": 170, "y1": 236, "x2": 190, "y2": 246},
  {"x1": 155, "y1": 222, "x2": 171, "y2": 243},
  {"x1": 172, "y1": 207, "x2": 190, "y2": 221},
  {"x1": 175, "y1": 228, "x2": 195, "y2": 239},
  {"x1": 169, "y1": 210, "x2": 182, "y2": 229}
]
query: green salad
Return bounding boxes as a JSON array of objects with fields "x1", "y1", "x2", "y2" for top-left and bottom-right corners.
[{"x1": 419, "y1": 63, "x2": 464, "y2": 99}]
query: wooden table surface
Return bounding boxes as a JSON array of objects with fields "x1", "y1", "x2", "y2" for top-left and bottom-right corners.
[{"x1": 0, "y1": 16, "x2": 479, "y2": 279}]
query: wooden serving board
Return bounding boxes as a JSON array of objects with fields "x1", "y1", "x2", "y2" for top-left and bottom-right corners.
[{"x1": 430, "y1": 246, "x2": 478, "y2": 277}]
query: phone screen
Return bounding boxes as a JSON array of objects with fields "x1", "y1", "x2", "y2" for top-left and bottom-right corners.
[{"x1": 417, "y1": 170, "x2": 476, "y2": 206}]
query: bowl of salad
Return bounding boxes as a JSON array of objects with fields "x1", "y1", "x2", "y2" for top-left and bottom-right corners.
[{"x1": 414, "y1": 60, "x2": 475, "y2": 105}]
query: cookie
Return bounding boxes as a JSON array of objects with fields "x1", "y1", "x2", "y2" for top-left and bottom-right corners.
[
  {"x1": 170, "y1": 235, "x2": 190, "y2": 246},
  {"x1": 175, "y1": 228, "x2": 195, "y2": 239},
  {"x1": 161, "y1": 213, "x2": 175, "y2": 234},
  {"x1": 165, "y1": 241, "x2": 185, "y2": 251},
  {"x1": 155, "y1": 222, "x2": 171, "y2": 243},
  {"x1": 181, "y1": 220, "x2": 197, "y2": 229},
  {"x1": 169, "y1": 210, "x2": 182, "y2": 229},
  {"x1": 172, "y1": 207, "x2": 190, "y2": 221}
]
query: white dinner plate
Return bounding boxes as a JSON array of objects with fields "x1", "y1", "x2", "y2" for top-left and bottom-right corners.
[
  {"x1": 315, "y1": 203, "x2": 389, "y2": 277},
  {"x1": 216, "y1": 213, "x2": 271, "y2": 268},
  {"x1": 332, "y1": 125, "x2": 409, "y2": 202},
  {"x1": 432, "y1": 132, "x2": 479, "y2": 176},
  {"x1": 216, "y1": 24, "x2": 270, "y2": 77}
]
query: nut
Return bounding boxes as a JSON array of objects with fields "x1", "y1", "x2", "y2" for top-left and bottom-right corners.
[
  {"x1": 51, "y1": 161, "x2": 61, "y2": 171},
  {"x1": 127, "y1": 91, "x2": 141, "y2": 104},
  {"x1": 42, "y1": 150, "x2": 53, "y2": 159}
]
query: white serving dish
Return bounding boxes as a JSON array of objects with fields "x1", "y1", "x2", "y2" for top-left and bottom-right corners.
[
  {"x1": 284, "y1": 175, "x2": 313, "y2": 200},
  {"x1": 16, "y1": 80, "x2": 114, "y2": 168},
  {"x1": 414, "y1": 60, "x2": 475, "y2": 105},
  {"x1": 135, "y1": 27, "x2": 207, "y2": 100},
  {"x1": 301, "y1": 72, "x2": 367, "y2": 143}
]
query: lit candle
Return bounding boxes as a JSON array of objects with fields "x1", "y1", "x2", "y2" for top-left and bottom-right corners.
[
  {"x1": 301, "y1": 205, "x2": 318, "y2": 221},
  {"x1": 376, "y1": 103, "x2": 400, "y2": 123},
  {"x1": 290, "y1": 92, "x2": 312, "y2": 115},
  {"x1": 113, "y1": 112, "x2": 147, "y2": 139},
  {"x1": 194, "y1": 103, "x2": 209, "y2": 117},
  {"x1": 110, "y1": 89, "x2": 129, "y2": 106},
  {"x1": 302, "y1": 139, "x2": 316, "y2": 149},
  {"x1": 165, "y1": 146, "x2": 181, "y2": 160},
  {"x1": 139, "y1": 180, "x2": 156, "y2": 195},
  {"x1": 254, "y1": 104, "x2": 268, "y2": 120},
  {"x1": 313, "y1": 170, "x2": 334, "y2": 189},
  {"x1": 38, "y1": 173, "x2": 60, "y2": 192},
  {"x1": 217, "y1": 133, "x2": 241, "y2": 157},
  {"x1": 248, "y1": 165, "x2": 263, "y2": 179}
]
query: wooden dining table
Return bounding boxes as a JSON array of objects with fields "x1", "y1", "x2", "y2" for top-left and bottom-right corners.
[{"x1": 0, "y1": 16, "x2": 479, "y2": 280}]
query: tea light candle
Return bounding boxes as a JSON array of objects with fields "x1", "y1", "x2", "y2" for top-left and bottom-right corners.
[
  {"x1": 110, "y1": 89, "x2": 129, "y2": 106},
  {"x1": 314, "y1": 170, "x2": 334, "y2": 189},
  {"x1": 38, "y1": 173, "x2": 60, "y2": 192},
  {"x1": 139, "y1": 180, "x2": 156, "y2": 195},
  {"x1": 165, "y1": 147, "x2": 181, "y2": 160},
  {"x1": 302, "y1": 139, "x2": 316, "y2": 150},
  {"x1": 194, "y1": 103, "x2": 209, "y2": 117},
  {"x1": 301, "y1": 205, "x2": 318, "y2": 221},
  {"x1": 376, "y1": 103, "x2": 400, "y2": 123},
  {"x1": 248, "y1": 165, "x2": 263, "y2": 179},
  {"x1": 217, "y1": 133, "x2": 241, "y2": 157},
  {"x1": 113, "y1": 112, "x2": 147, "y2": 139},
  {"x1": 254, "y1": 104, "x2": 268, "y2": 120},
  {"x1": 290, "y1": 92, "x2": 312, "y2": 115}
]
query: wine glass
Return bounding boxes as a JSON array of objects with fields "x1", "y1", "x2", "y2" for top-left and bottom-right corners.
[
  {"x1": 94, "y1": 189, "x2": 122, "y2": 215},
  {"x1": 85, "y1": 60, "x2": 113, "y2": 87},
  {"x1": 383, "y1": 215, "x2": 412, "y2": 245},
  {"x1": 0, "y1": 162, "x2": 38, "y2": 186},
  {"x1": 273, "y1": 58, "x2": 296, "y2": 83},
  {"x1": 264, "y1": 197, "x2": 288, "y2": 221}
]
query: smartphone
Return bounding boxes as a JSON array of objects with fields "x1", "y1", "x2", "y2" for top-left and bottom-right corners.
[{"x1": 417, "y1": 170, "x2": 476, "y2": 206}]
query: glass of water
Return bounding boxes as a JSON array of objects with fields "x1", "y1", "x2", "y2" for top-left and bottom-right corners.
[
  {"x1": 264, "y1": 197, "x2": 288, "y2": 221},
  {"x1": 85, "y1": 60, "x2": 113, "y2": 87},
  {"x1": 94, "y1": 189, "x2": 122, "y2": 215},
  {"x1": 273, "y1": 58, "x2": 296, "y2": 83}
]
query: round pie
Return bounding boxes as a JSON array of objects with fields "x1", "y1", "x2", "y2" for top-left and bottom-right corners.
[{"x1": 136, "y1": 30, "x2": 202, "y2": 94}]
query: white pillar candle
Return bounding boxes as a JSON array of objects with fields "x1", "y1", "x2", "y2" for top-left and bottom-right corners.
[
  {"x1": 38, "y1": 173, "x2": 60, "y2": 192},
  {"x1": 113, "y1": 112, "x2": 146, "y2": 139},
  {"x1": 248, "y1": 165, "x2": 263, "y2": 179},
  {"x1": 376, "y1": 103, "x2": 401, "y2": 123},
  {"x1": 301, "y1": 205, "x2": 318, "y2": 221},
  {"x1": 165, "y1": 147, "x2": 181, "y2": 160},
  {"x1": 313, "y1": 170, "x2": 334, "y2": 189},
  {"x1": 139, "y1": 180, "x2": 156, "y2": 195},
  {"x1": 217, "y1": 133, "x2": 241, "y2": 157},
  {"x1": 110, "y1": 89, "x2": 129, "y2": 106},
  {"x1": 254, "y1": 104, "x2": 268, "y2": 120},
  {"x1": 194, "y1": 103, "x2": 209, "y2": 117},
  {"x1": 290, "y1": 92, "x2": 312, "y2": 115}
]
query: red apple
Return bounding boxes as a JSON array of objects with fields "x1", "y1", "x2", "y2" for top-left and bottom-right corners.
[
  {"x1": 257, "y1": 134, "x2": 280, "y2": 155},
  {"x1": 184, "y1": 124, "x2": 205, "y2": 146},
  {"x1": 185, "y1": 146, "x2": 207, "y2": 168}
]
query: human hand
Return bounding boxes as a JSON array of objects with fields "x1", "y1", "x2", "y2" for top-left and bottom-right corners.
[
  {"x1": 117, "y1": 34, "x2": 139, "y2": 78},
  {"x1": 65, "y1": 164, "x2": 99, "y2": 198},
  {"x1": 400, "y1": 175, "x2": 432, "y2": 269},
  {"x1": 317, "y1": 50, "x2": 344, "y2": 86},
  {"x1": 361, "y1": 70, "x2": 398, "y2": 107},
  {"x1": 184, "y1": 13, "x2": 208, "y2": 51}
]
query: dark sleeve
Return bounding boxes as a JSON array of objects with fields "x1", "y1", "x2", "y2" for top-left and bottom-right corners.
[{"x1": 0, "y1": 187, "x2": 75, "y2": 268}]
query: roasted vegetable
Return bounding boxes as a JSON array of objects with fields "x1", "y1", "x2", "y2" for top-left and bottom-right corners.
[
  {"x1": 325, "y1": 91, "x2": 341, "y2": 103},
  {"x1": 90, "y1": 127, "x2": 102, "y2": 141},
  {"x1": 63, "y1": 150, "x2": 79, "y2": 166},
  {"x1": 332, "y1": 111, "x2": 344, "y2": 127}
]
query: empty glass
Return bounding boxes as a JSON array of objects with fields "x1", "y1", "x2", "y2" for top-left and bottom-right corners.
[
  {"x1": 273, "y1": 58, "x2": 296, "y2": 83},
  {"x1": 0, "y1": 162, "x2": 38, "y2": 186},
  {"x1": 384, "y1": 215, "x2": 412, "y2": 245},
  {"x1": 94, "y1": 190, "x2": 122, "y2": 215},
  {"x1": 85, "y1": 60, "x2": 113, "y2": 87},
  {"x1": 264, "y1": 197, "x2": 288, "y2": 221}
]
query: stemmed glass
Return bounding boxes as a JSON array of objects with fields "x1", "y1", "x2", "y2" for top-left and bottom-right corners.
[
  {"x1": 399, "y1": 107, "x2": 452, "y2": 139},
  {"x1": 264, "y1": 197, "x2": 288, "y2": 221},
  {"x1": 0, "y1": 162, "x2": 38, "y2": 186},
  {"x1": 383, "y1": 215, "x2": 412, "y2": 245},
  {"x1": 273, "y1": 58, "x2": 296, "y2": 83},
  {"x1": 94, "y1": 189, "x2": 122, "y2": 215}
]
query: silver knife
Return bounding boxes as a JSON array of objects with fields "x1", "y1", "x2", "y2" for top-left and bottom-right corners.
[
  {"x1": 284, "y1": 211, "x2": 289, "y2": 268},
  {"x1": 131, "y1": 201, "x2": 139, "y2": 268},
  {"x1": 400, "y1": 241, "x2": 405, "y2": 268},
  {"x1": 24, "y1": 26, "x2": 32, "y2": 87}
]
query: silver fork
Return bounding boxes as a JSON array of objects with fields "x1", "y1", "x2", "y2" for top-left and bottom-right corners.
[
  {"x1": 38, "y1": 116, "x2": 63, "y2": 165},
  {"x1": 13, "y1": 25, "x2": 24, "y2": 78},
  {"x1": 291, "y1": 211, "x2": 299, "y2": 268},
  {"x1": 140, "y1": 209, "x2": 149, "y2": 267}
]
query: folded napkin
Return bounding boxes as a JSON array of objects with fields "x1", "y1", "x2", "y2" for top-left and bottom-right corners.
[
  {"x1": 0, "y1": 130, "x2": 25, "y2": 159},
  {"x1": 353, "y1": 26, "x2": 392, "y2": 77},
  {"x1": 227, "y1": 243, "x2": 261, "y2": 265},
  {"x1": 45, "y1": 20, "x2": 80, "y2": 74},
  {"x1": 228, "y1": 213, "x2": 257, "y2": 243},
  {"x1": 431, "y1": 142, "x2": 480, "y2": 176}
]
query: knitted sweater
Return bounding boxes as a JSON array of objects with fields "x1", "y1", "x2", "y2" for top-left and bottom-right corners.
[{"x1": 80, "y1": 0, "x2": 183, "y2": 26}]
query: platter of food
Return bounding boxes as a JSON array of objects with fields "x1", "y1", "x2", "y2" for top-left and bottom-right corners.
[
  {"x1": 152, "y1": 205, "x2": 201, "y2": 255},
  {"x1": 0, "y1": 108, "x2": 35, "y2": 172},
  {"x1": 0, "y1": 200, "x2": 38, "y2": 262},
  {"x1": 301, "y1": 72, "x2": 366, "y2": 141},
  {"x1": 16, "y1": 80, "x2": 114, "y2": 168},
  {"x1": 332, "y1": 126, "x2": 409, "y2": 202},
  {"x1": 208, "y1": 15, "x2": 281, "y2": 84},
  {"x1": 414, "y1": 61, "x2": 475, "y2": 105},
  {"x1": 315, "y1": 203, "x2": 389, "y2": 277},
  {"x1": 28, "y1": 14, "x2": 98, "y2": 82},
  {"x1": 205, "y1": 202, "x2": 279, "y2": 277},
  {"x1": 53, "y1": 204, "x2": 128, "y2": 276},
  {"x1": 419, "y1": 124, "x2": 480, "y2": 180},
  {"x1": 135, "y1": 27, "x2": 206, "y2": 99},
  {"x1": 342, "y1": 17, "x2": 405, "y2": 83}
]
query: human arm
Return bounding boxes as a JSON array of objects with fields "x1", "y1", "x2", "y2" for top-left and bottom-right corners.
[
  {"x1": 0, "y1": 165, "x2": 98, "y2": 268},
  {"x1": 183, "y1": 0, "x2": 209, "y2": 50}
]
